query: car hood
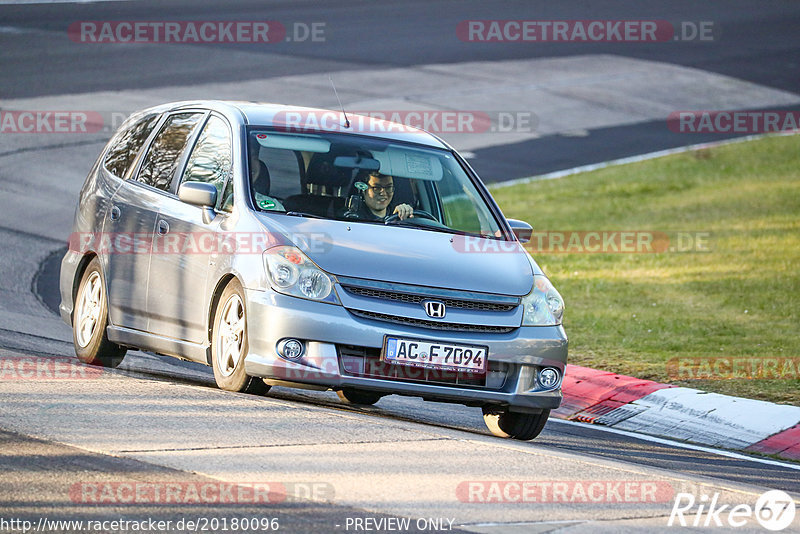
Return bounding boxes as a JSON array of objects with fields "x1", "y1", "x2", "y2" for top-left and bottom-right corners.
[{"x1": 256, "y1": 214, "x2": 535, "y2": 296}]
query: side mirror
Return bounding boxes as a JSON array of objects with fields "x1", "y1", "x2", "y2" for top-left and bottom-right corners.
[
  {"x1": 178, "y1": 181, "x2": 218, "y2": 224},
  {"x1": 507, "y1": 218, "x2": 533, "y2": 243}
]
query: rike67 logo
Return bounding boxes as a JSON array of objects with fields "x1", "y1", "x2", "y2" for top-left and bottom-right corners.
[{"x1": 669, "y1": 490, "x2": 796, "y2": 531}]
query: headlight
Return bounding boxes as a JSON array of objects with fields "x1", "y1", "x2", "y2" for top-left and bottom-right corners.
[
  {"x1": 521, "y1": 275, "x2": 564, "y2": 326},
  {"x1": 263, "y1": 246, "x2": 339, "y2": 304}
]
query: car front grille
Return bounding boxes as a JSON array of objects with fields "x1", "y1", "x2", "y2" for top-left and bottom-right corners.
[
  {"x1": 348, "y1": 309, "x2": 516, "y2": 334},
  {"x1": 341, "y1": 285, "x2": 517, "y2": 312},
  {"x1": 338, "y1": 345, "x2": 509, "y2": 389}
]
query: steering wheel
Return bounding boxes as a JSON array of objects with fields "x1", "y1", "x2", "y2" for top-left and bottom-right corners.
[{"x1": 384, "y1": 209, "x2": 438, "y2": 224}]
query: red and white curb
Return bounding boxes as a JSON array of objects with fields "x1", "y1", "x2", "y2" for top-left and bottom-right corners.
[{"x1": 555, "y1": 365, "x2": 800, "y2": 461}]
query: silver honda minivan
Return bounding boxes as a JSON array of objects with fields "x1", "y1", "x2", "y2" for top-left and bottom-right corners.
[{"x1": 60, "y1": 101, "x2": 567, "y2": 440}]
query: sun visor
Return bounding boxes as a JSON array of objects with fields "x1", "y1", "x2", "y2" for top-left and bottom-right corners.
[
  {"x1": 374, "y1": 146, "x2": 443, "y2": 181},
  {"x1": 253, "y1": 133, "x2": 331, "y2": 153}
]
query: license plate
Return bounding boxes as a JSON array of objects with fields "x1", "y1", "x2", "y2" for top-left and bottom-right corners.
[{"x1": 382, "y1": 337, "x2": 487, "y2": 374}]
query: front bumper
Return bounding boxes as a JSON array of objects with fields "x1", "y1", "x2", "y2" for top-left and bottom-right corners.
[{"x1": 243, "y1": 288, "x2": 568, "y2": 411}]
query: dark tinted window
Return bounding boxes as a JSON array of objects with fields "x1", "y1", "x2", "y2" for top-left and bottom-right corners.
[
  {"x1": 103, "y1": 113, "x2": 160, "y2": 178},
  {"x1": 136, "y1": 113, "x2": 203, "y2": 192},
  {"x1": 181, "y1": 116, "x2": 232, "y2": 211}
]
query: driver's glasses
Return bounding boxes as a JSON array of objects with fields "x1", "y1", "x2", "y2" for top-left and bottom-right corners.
[{"x1": 368, "y1": 185, "x2": 394, "y2": 194}]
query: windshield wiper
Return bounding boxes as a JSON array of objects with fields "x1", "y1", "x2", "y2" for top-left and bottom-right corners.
[
  {"x1": 384, "y1": 218, "x2": 465, "y2": 236},
  {"x1": 284, "y1": 211, "x2": 325, "y2": 219}
]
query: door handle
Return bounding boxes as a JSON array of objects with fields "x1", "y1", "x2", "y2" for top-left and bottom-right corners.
[
  {"x1": 157, "y1": 219, "x2": 169, "y2": 235},
  {"x1": 110, "y1": 205, "x2": 121, "y2": 221}
]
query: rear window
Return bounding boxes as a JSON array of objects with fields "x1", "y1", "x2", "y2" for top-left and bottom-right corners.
[{"x1": 103, "y1": 113, "x2": 160, "y2": 178}]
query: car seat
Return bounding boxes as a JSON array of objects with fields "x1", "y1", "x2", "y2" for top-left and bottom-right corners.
[
  {"x1": 251, "y1": 160, "x2": 271, "y2": 196},
  {"x1": 282, "y1": 144, "x2": 356, "y2": 216}
]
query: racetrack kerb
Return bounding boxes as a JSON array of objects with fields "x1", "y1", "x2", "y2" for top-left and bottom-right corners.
[{"x1": 492, "y1": 133, "x2": 800, "y2": 405}]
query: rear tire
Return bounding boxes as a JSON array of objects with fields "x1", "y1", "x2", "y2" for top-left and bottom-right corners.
[
  {"x1": 211, "y1": 279, "x2": 269, "y2": 395},
  {"x1": 336, "y1": 388, "x2": 383, "y2": 406},
  {"x1": 72, "y1": 257, "x2": 126, "y2": 368},
  {"x1": 482, "y1": 407, "x2": 550, "y2": 441}
]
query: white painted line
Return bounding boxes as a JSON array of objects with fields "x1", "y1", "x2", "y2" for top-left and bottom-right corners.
[
  {"x1": 549, "y1": 418, "x2": 800, "y2": 472},
  {"x1": 490, "y1": 130, "x2": 800, "y2": 190}
]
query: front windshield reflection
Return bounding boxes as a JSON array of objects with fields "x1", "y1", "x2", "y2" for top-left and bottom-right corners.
[{"x1": 247, "y1": 130, "x2": 506, "y2": 239}]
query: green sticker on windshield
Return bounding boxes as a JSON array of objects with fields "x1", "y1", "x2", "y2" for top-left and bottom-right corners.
[
  {"x1": 258, "y1": 199, "x2": 276, "y2": 209},
  {"x1": 354, "y1": 181, "x2": 368, "y2": 191}
]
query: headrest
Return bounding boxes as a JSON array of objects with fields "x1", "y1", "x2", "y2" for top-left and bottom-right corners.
[
  {"x1": 305, "y1": 144, "x2": 363, "y2": 188},
  {"x1": 251, "y1": 161, "x2": 270, "y2": 196}
]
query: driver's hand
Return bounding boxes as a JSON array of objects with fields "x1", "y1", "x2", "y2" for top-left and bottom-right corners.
[{"x1": 393, "y1": 203, "x2": 414, "y2": 220}]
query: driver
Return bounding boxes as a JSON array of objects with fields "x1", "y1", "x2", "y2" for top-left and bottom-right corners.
[{"x1": 358, "y1": 172, "x2": 414, "y2": 221}]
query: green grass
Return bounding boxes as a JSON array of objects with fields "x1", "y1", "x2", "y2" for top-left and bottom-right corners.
[{"x1": 490, "y1": 134, "x2": 800, "y2": 405}]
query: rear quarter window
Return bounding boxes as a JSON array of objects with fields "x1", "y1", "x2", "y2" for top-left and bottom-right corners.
[{"x1": 103, "y1": 113, "x2": 160, "y2": 178}]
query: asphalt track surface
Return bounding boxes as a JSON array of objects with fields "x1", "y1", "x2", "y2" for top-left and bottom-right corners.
[
  {"x1": 1, "y1": 1, "x2": 800, "y2": 532},
  {"x1": 3, "y1": 0, "x2": 800, "y2": 179}
]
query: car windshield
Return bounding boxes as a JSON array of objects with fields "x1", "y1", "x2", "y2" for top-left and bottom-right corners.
[{"x1": 246, "y1": 129, "x2": 506, "y2": 239}]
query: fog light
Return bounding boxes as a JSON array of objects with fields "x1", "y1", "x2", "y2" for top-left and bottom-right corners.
[
  {"x1": 280, "y1": 339, "x2": 304, "y2": 360},
  {"x1": 538, "y1": 367, "x2": 561, "y2": 389}
]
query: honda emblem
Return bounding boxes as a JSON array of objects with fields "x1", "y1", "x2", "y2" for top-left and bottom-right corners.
[{"x1": 422, "y1": 300, "x2": 446, "y2": 318}]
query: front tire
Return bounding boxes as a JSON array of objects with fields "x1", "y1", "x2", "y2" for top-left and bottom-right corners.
[
  {"x1": 336, "y1": 388, "x2": 384, "y2": 405},
  {"x1": 211, "y1": 280, "x2": 269, "y2": 395},
  {"x1": 73, "y1": 257, "x2": 126, "y2": 368},
  {"x1": 482, "y1": 407, "x2": 550, "y2": 441}
]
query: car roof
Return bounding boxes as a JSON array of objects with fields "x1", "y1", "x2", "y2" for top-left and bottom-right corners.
[{"x1": 136, "y1": 100, "x2": 449, "y2": 149}]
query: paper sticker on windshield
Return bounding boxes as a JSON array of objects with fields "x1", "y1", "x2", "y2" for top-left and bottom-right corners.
[
  {"x1": 405, "y1": 154, "x2": 433, "y2": 178},
  {"x1": 258, "y1": 199, "x2": 276, "y2": 209},
  {"x1": 378, "y1": 147, "x2": 442, "y2": 180},
  {"x1": 354, "y1": 181, "x2": 369, "y2": 191}
]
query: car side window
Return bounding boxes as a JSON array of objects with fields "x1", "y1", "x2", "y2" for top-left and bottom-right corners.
[
  {"x1": 180, "y1": 115, "x2": 233, "y2": 211},
  {"x1": 103, "y1": 113, "x2": 160, "y2": 178},
  {"x1": 135, "y1": 112, "x2": 203, "y2": 192}
]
